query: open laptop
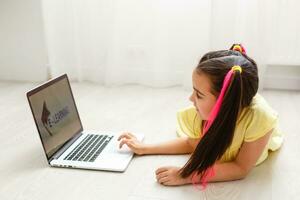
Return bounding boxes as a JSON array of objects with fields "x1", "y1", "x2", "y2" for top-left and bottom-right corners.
[{"x1": 27, "y1": 74, "x2": 143, "y2": 172}]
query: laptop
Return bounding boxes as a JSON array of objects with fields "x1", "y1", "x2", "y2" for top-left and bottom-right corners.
[{"x1": 27, "y1": 74, "x2": 143, "y2": 172}]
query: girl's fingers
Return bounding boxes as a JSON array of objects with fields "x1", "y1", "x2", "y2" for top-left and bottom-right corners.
[
  {"x1": 119, "y1": 139, "x2": 132, "y2": 149},
  {"x1": 155, "y1": 167, "x2": 170, "y2": 175},
  {"x1": 157, "y1": 176, "x2": 170, "y2": 184},
  {"x1": 118, "y1": 133, "x2": 132, "y2": 141},
  {"x1": 127, "y1": 132, "x2": 136, "y2": 138},
  {"x1": 156, "y1": 171, "x2": 169, "y2": 180},
  {"x1": 119, "y1": 139, "x2": 135, "y2": 150},
  {"x1": 119, "y1": 139, "x2": 128, "y2": 149},
  {"x1": 162, "y1": 181, "x2": 172, "y2": 186},
  {"x1": 125, "y1": 140, "x2": 135, "y2": 149}
]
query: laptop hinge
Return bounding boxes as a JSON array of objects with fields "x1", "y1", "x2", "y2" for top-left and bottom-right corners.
[{"x1": 49, "y1": 132, "x2": 83, "y2": 162}]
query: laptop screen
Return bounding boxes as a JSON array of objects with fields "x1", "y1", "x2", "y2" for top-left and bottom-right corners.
[{"x1": 27, "y1": 74, "x2": 83, "y2": 160}]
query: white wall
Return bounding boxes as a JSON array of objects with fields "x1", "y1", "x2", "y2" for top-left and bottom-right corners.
[
  {"x1": 1, "y1": 0, "x2": 300, "y2": 90},
  {"x1": 0, "y1": 0, "x2": 48, "y2": 82},
  {"x1": 104, "y1": 0, "x2": 212, "y2": 88},
  {"x1": 42, "y1": 0, "x2": 212, "y2": 88}
]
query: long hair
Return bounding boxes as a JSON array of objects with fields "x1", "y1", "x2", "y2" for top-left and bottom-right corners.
[{"x1": 180, "y1": 50, "x2": 259, "y2": 183}]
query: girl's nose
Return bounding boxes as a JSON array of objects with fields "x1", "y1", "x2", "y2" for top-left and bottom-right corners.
[{"x1": 189, "y1": 94, "x2": 194, "y2": 102}]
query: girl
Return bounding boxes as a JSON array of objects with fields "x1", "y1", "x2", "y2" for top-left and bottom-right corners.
[{"x1": 118, "y1": 44, "x2": 283, "y2": 188}]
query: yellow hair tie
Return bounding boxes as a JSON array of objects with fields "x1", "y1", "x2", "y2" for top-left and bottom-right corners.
[
  {"x1": 231, "y1": 65, "x2": 242, "y2": 73},
  {"x1": 232, "y1": 45, "x2": 242, "y2": 53}
]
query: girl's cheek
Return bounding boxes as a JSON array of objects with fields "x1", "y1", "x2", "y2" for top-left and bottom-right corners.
[
  {"x1": 198, "y1": 109, "x2": 207, "y2": 120},
  {"x1": 195, "y1": 104, "x2": 205, "y2": 119},
  {"x1": 198, "y1": 104, "x2": 210, "y2": 119}
]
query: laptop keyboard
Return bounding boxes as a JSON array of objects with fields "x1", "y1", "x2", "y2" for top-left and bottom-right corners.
[{"x1": 63, "y1": 134, "x2": 113, "y2": 162}]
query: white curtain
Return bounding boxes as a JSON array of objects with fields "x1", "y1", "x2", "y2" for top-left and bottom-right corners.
[{"x1": 41, "y1": 0, "x2": 300, "y2": 88}]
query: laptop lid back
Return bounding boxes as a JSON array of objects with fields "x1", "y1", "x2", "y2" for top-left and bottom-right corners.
[{"x1": 27, "y1": 74, "x2": 83, "y2": 162}]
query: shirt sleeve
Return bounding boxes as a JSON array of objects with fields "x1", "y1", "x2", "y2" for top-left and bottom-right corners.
[{"x1": 176, "y1": 106, "x2": 202, "y2": 138}]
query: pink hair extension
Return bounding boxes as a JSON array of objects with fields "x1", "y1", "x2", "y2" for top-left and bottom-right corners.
[
  {"x1": 193, "y1": 68, "x2": 235, "y2": 190},
  {"x1": 191, "y1": 166, "x2": 216, "y2": 190},
  {"x1": 203, "y1": 69, "x2": 235, "y2": 134}
]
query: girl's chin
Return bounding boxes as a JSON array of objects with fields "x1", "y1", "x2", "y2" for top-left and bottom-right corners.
[{"x1": 196, "y1": 110, "x2": 207, "y2": 120}]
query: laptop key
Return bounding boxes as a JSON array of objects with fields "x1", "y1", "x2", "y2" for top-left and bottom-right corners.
[
  {"x1": 63, "y1": 134, "x2": 112, "y2": 162},
  {"x1": 64, "y1": 134, "x2": 94, "y2": 161},
  {"x1": 88, "y1": 136, "x2": 113, "y2": 162}
]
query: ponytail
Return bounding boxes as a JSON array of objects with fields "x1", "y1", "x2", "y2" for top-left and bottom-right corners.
[{"x1": 180, "y1": 65, "x2": 244, "y2": 188}]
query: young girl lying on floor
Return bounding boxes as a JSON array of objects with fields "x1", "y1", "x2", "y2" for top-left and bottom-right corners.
[{"x1": 118, "y1": 44, "x2": 283, "y2": 188}]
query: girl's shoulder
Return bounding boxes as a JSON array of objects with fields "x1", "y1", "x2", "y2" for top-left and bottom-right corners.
[
  {"x1": 239, "y1": 93, "x2": 278, "y2": 142},
  {"x1": 249, "y1": 93, "x2": 276, "y2": 112},
  {"x1": 243, "y1": 93, "x2": 278, "y2": 122}
]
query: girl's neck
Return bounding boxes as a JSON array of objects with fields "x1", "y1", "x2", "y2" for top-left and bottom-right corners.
[{"x1": 201, "y1": 120, "x2": 206, "y2": 134}]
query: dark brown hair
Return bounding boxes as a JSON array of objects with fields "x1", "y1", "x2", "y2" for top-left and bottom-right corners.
[{"x1": 180, "y1": 50, "x2": 259, "y2": 180}]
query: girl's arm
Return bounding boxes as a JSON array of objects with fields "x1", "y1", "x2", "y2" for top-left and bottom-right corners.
[
  {"x1": 118, "y1": 132, "x2": 198, "y2": 155},
  {"x1": 142, "y1": 137, "x2": 198, "y2": 155},
  {"x1": 155, "y1": 129, "x2": 273, "y2": 186},
  {"x1": 189, "y1": 129, "x2": 273, "y2": 183}
]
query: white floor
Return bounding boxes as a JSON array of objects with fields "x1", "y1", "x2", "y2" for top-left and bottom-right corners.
[{"x1": 0, "y1": 82, "x2": 299, "y2": 200}]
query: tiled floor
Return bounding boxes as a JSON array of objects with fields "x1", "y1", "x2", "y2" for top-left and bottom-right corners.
[{"x1": 0, "y1": 82, "x2": 299, "y2": 200}]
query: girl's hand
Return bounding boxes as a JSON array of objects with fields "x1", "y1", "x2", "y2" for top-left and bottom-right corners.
[
  {"x1": 155, "y1": 166, "x2": 190, "y2": 186},
  {"x1": 118, "y1": 132, "x2": 146, "y2": 155}
]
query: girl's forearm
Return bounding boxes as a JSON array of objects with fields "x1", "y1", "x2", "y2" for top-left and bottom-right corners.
[
  {"x1": 142, "y1": 137, "x2": 194, "y2": 155},
  {"x1": 185, "y1": 161, "x2": 247, "y2": 184},
  {"x1": 210, "y1": 161, "x2": 247, "y2": 182}
]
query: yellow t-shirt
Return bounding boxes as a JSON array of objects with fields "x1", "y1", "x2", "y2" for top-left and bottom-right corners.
[{"x1": 176, "y1": 93, "x2": 284, "y2": 165}]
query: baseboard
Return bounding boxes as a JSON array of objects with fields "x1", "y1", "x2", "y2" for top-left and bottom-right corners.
[
  {"x1": 263, "y1": 75, "x2": 300, "y2": 90},
  {"x1": 262, "y1": 64, "x2": 300, "y2": 90}
]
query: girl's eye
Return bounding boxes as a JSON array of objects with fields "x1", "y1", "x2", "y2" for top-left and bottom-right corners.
[{"x1": 196, "y1": 93, "x2": 202, "y2": 99}]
